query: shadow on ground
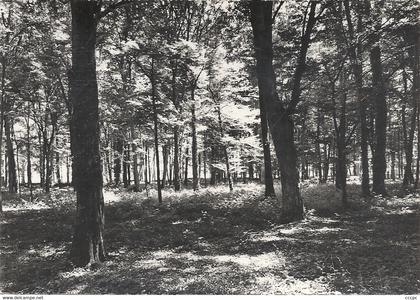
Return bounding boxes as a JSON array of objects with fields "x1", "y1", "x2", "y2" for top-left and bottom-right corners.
[{"x1": 0, "y1": 185, "x2": 419, "y2": 294}]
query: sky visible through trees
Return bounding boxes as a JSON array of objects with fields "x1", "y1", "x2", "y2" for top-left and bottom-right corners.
[{"x1": 0, "y1": 0, "x2": 419, "y2": 295}]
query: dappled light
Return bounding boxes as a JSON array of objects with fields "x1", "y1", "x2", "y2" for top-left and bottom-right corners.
[{"x1": 1, "y1": 183, "x2": 419, "y2": 294}]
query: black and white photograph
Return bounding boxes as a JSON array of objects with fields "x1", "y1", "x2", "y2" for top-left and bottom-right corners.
[{"x1": 0, "y1": 0, "x2": 419, "y2": 296}]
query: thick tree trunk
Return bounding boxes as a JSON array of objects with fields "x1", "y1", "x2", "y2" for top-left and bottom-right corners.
[
  {"x1": 250, "y1": 1, "x2": 303, "y2": 221},
  {"x1": 69, "y1": 0, "x2": 105, "y2": 267},
  {"x1": 370, "y1": 32, "x2": 387, "y2": 195}
]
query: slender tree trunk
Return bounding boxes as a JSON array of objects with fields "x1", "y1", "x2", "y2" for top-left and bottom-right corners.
[
  {"x1": 162, "y1": 143, "x2": 169, "y2": 188},
  {"x1": 151, "y1": 58, "x2": 162, "y2": 203},
  {"x1": 191, "y1": 97, "x2": 199, "y2": 191},
  {"x1": 216, "y1": 103, "x2": 233, "y2": 192},
  {"x1": 123, "y1": 141, "x2": 129, "y2": 188},
  {"x1": 184, "y1": 147, "x2": 189, "y2": 186},
  {"x1": 210, "y1": 146, "x2": 216, "y2": 185},
  {"x1": 70, "y1": 0, "x2": 105, "y2": 267},
  {"x1": 114, "y1": 137, "x2": 122, "y2": 186},
  {"x1": 4, "y1": 115, "x2": 17, "y2": 193},
  {"x1": 26, "y1": 110, "x2": 32, "y2": 200},
  {"x1": 415, "y1": 108, "x2": 419, "y2": 189},
  {"x1": 335, "y1": 101, "x2": 348, "y2": 206},
  {"x1": 173, "y1": 128, "x2": 180, "y2": 191},
  {"x1": 391, "y1": 151, "x2": 396, "y2": 181},
  {"x1": 0, "y1": 55, "x2": 6, "y2": 211},
  {"x1": 258, "y1": 86, "x2": 275, "y2": 196},
  {"x1": 66, "y1": 155, "x2": 70, "y2": 184},
  {"x1": 130, "y1": 125, "x2": 140, "y2": 191},
  {"x1": 203, "y1": 149, "x2": 207, "y2": 187},
  {"x1": 144, "y1": 143, "x2": 149, "y2": 185}
]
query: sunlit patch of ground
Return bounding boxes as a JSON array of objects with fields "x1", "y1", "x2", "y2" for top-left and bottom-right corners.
[{"x1": 0, "y1": 183, "x2": 419, "y2": 294}]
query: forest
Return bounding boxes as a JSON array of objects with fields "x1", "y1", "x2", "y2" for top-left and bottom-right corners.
[{"x1": 0, "y1": 0, "x2": 419, "y2": 295}]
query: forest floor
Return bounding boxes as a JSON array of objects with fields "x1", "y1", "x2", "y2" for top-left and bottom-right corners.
[{"x1": 0, "y1": 181, "x2": 419, "y2": 295}]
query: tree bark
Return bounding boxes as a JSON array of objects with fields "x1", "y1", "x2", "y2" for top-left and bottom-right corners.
[
  {"x1": 369, "y1": 8, "x2": 387, "y2": 195},
  {"x1": 191, "y1": 94, "x2": 199, "y2": 191},
  {"x1": 114, "y1": 136, "x2": 123, "y2": 186},
  {"x1": 216, "y1": 103, "x2": 233, "y2": 192},
  {"x1": 123, "y1": 140, "x2": 129, "y2": 188},
  {"x1": 343, "y1": 0, "x2": 370, "y2": 196},
  {"x1": 151, "y1": 58, "x2": 162, "y2": 203},
  {"x1": 184, "y1": 147, "x2": 189, "y2": 186},
  {"x1": 70, "y1": 0, "x2": 105, "y2": 267},
  {"x1": 250, "y1": 1, "x2": 316, "y2": 221},
  {"x1": 130, "y1": 125, "x2": 140, "y2": 191},
  {"x1": 4, "y1": 115, "x2": 17, "y2": 193},
  {"x1": 258, "y1": 85, "x2": 275, "y2": 196}
]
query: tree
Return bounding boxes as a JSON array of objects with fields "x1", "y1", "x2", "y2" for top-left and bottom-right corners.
[
  {"x1": 249, "y1": 0, "x2": 320, "y2": 221},
  {"x1": 69, "y1": 0, "x2": 105, "y2": 267}
]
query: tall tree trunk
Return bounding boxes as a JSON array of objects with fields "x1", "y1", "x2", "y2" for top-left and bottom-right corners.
[
  {"x1": 144, "y1": 143, "x2": 149, "y2": 185},
  {"x1": 26, "y1": 109, "x2": 32, "y2": 200},
  {"x1": 316, "y1": 109, "x2": 323, "y2": 183},
  {"x1": 250, "y1": 1, "x2": 314, "y2": 221},
  {"x1": 335, "y1": 96, "x2": 348, "y2": 206},
  {"x1": 210, "y1": 146, "x2": 216, "y2": 185},
  {"x1": 344, "y1": 0, "x2": 370, "y2": 197},
  {"x1": 191, "y1": 97, "x2": 199, "y2": 191},
  {"x1": 184, "y1": 147, "x2": 189, "y2": 186},
  {"x1": 55, "y1": 152, "x2": 61, "y2": 185},
  {"x1": 151, "y1": 58, "x2": 162, "y2": 203},
  {"x1": 45, "y1": 147, "x2": 52, "y2": 193},
  {"x1": 4, "y1": 115, "x2": 17, "y2": 193},
  {"x1": 203, "y1": 149, "x2": 207, "y2": 187},
  {"x1": 370, "y1": 10, "x2": 387, "y2": 195},
  {"x1": 162, "y1": 143, "x2": 169, "y2": 188},
  {"x1": 123, "y1": 140, "x2": 128, "y2": 188},
  {"x1": 173, "y1": 127, "x2": 180, "y2": 191},
  {"x1": 0, "y1": 54, "x2": 6, "y2": 211},
  {"x1": 70, "y1": 0, "x2": 105, "y2": 267},
  {"x1": 258, "y1": 87, "x2": 275, "y2": 196},
  {"x1": 114, "y1": 137, "x2": 123, "y2": 186},
  {"x1": 391, "y1": 151, "x2": 396, "y2": 181},
  {"x1": 216, "y1": 103, "x2": 233, "y2": 192},
  {"x1": 130, "y1": 125, "x2": 140, "y2": 191}
]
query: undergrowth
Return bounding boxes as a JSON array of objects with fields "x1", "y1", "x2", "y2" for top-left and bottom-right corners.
[{"x1": 1, "y1": 182, "x2": 419, "y2": 294}]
